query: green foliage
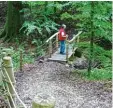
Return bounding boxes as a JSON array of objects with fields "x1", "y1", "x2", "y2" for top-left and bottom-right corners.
[
  {"x1": 12, "y1": 47, "x2": 34, "y2": 70},
  {"x1": 20, "y1": 19, "x2": 59, "y2": 36},
  {"x1": 32, "y1": 39, "x2": 46, "y2": 56},
  {"x1": 89, "y1": 68, "x2": 112, "y2": 80},
  {"x1": 78, "y1": 41, "x2": 112, "y2": 80},
  {"x1": 61, "y1": 12, "x2": 72, "y2": 20},
  {"x1": 79, "y1": 41, "x2": 111, "y2": 68},
  {"x1": 20, "y1": 21, "x2": 42, "y2": 36},
  {"x1": 20, "y1": 1, "x2": 59, "y2": 37},
  {"x1": 93, "y1": 45, "x2": 111, "y2": 68},
  {"x1": 12, "y1": 50, "x2": 20, "y2": 69},
  {"x1": 75, "y1": 67, "x2": 112, "y2": 80},
  {"x1": 60, "y1": 1, "x2": 112, "y2": 42},
  {"x1": 75, "y1": 1, "x2": 112, "y2": 41},
  {"x1": 78, "y1": 42, "x2": 90, "y2": 58}
]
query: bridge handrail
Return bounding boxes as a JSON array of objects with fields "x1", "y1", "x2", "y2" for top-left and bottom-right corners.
[
  {"x1": 46, "y1": 32, "x2": 59, "y2": 43},
  {"x1": 65, "y1": 31, "x2": 82, "y2": 61},
  {"x1": 46, "y1": 32, "x2": 59, "y2": 57},
  {"x1": 67, "y1": 31, "x2": 82, "y2": 43}
]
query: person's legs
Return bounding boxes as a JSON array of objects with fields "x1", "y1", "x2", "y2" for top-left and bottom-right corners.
[
  {"x1": 60, "y1": 40, "x2": 65, "y2": 54},
  {"x1": 62, "y1": 40, "x2": 65, "y2": 54},
  {"x1": 60, "y1": 41, "x2": 63, "y2": 53}
]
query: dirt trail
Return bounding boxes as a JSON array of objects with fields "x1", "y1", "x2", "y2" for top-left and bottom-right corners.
[{"x1": 15, "y1": 60, "x2": 112, "y2": 108}]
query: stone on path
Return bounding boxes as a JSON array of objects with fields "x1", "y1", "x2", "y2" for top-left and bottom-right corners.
[{"x1": 32, "y1": 93, "x2": 55, "y2": 108}]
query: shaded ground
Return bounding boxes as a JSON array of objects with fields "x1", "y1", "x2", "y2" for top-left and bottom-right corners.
[{"x1": 15, "y1": 60, "x2": 112, "y2": 108}]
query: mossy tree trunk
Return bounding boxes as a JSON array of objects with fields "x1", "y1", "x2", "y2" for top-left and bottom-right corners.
[
  {"x1": 88, "y1": 1, "x2": 94, "y2": 76},
  {"x1": 0, "y1": 1, "x2": 23, "y2": 42}
]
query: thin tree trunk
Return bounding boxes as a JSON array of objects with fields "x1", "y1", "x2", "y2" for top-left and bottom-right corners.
[
  {"x1": 54, "y1": 1, "x2": 56, "y2": 14},
  {"x1": 45, "y1": 1, "x2": 48, "y2": 12},
  {"x1": 88, "y1": 1, "x2": 94, "y2": 76}
]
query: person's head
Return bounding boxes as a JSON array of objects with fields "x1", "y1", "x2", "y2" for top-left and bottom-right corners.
[{"x1": 61, "y1": 24, "x2": 66, "y2": 29}]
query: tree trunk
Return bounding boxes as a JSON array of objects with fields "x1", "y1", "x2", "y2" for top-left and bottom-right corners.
[
  {"x1": 45, "y1": 1, "x2": 48, "y2": 12},
  {"x1": 0, "y1": 1, "x2": 23, "y2": 42},
  {"x1": 54, "y1": 1, "x2": 56, "y2": 14},
  {"x1": 88, "y1": 1, "x2": 94, "y2": 76}
]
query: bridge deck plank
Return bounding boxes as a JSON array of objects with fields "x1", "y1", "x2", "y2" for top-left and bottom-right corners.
[{"x1": 48, "y1": 44, "x2": 77, "y2": 62}]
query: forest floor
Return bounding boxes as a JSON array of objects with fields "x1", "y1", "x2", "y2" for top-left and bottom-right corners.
[{"x1": 15, "y1": 59, "x2": 112, "y2": 108}]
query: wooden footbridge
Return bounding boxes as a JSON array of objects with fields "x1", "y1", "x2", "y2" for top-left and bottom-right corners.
[{"x1": 46, "y1": 31, "x2": 82, "y2": 62}]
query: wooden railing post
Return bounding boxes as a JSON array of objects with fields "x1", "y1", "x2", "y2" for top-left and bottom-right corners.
[
  {"x1": 49, "y1": 40, "x2": 52, "y2": 57},
  {"x1": 0, "y1": 52, "x2": 5, "y2": 84},
  {"x1": 3, "y1": 56, "x2": 16, "y2": 108},
  {"x1": 3, "y1": 56, "x2": 16, "y2": 93},
  {"x1": 72, "y1": 40, "x2": 75, "y2": 58},
  {"x1": 0, "y1": 58, "x2": 2, "y2": 85},
  {"x1": 77, "y1": 35, "x2": 79, "y2": 43},
  {"x1": 66, "y1": 39, "x2": 69, "y2": 62},
  {"x1": 46, "y1": 32, "x2": 59, "y2": 58},
  {"x1": 56, "y1": 34, "x2": 59, "y2": 49}
]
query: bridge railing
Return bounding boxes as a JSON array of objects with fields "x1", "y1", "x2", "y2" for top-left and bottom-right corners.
[
  {"x1": 66, "y1": 31, "x2": 82, "y2": 61},
  {"x1": 0, "y1": 51, "x2": 27, "y2": 108},
  {"x1": 46, "y1": 32, "x2": 59, "y2": 57},
  {"x1": 46, "y1": 31, "x2": 82, "y2": 61}
]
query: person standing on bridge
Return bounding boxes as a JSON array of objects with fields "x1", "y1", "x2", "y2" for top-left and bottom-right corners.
[{"x1": 58, "y1": 24, "x2": 67, "y2": 54}]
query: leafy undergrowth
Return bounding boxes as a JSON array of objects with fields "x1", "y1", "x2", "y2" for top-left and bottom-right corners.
[
  {"x1": 0, "y1": 40, "x2": 46, "y2": 71},
  {"x1": 12, "y1": 44, "x2": 46, "y2": 71},
  {"x1": 12, "y1": 50, "x2": 35, "y2": 71},
  {"x1": 74, "y1": 68, "x2": 112, "y2": 81},
  {"x1": 87, "y1": 68, "x2": 112, "y2": 80},
  {"x1": 74, "y1": 41, "x2": 112, "y2": 81}
]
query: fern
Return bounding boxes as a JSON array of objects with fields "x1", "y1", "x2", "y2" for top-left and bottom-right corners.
[
  {"x1": 20, "y1": 1, "x2": 59, "y2": 37},
  {"x1": 20, "y1": 21, "x2": 42, "y2": 36}
]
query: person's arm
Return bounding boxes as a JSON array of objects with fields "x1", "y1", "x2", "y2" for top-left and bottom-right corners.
[{"x1": 61, "y1": 32, "x2": 67, "y2": 37}]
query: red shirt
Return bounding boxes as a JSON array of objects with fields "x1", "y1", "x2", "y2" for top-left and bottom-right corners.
[{"x1": 58, "y1": 28, "x2": 66, "y2": 41}]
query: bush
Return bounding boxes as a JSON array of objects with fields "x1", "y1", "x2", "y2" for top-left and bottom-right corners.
[
  {"x1": 80, "y1": 68, "x2": 112, "y2": 80},
  {"x1": 12, "y1": 49, "x2": 34, "y2": 71},
  {"x1": 77, "y1": 41, "x2": 112, "y2": 80},
  {"x1": 79, "y1": 42, "x2": 111, "y2": 67}
]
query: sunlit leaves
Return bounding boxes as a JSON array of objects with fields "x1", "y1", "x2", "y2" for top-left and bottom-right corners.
[
  {"x1": 61, "y1": 12, "x2": 72, "y2": 20},
  {"x1": 20, "y1": 1, "x2": 59, "y2": 36},
  {"x1": 73, "y1": 1, "x2": 112, "y2": 42},
  {"x1": 20, "y1": 21, "x2": 42, "y2": 36}
]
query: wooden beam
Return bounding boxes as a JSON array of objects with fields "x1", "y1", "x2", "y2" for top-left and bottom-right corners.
[
  {"x1": 68, "y1": 31, "x2": 82, "y2": 43},
  {"x1": 66, "y1": 38, "x2": 69, "y2": 62},
  {"x1": 77, "y1": 36, "x2": 79, "y2": 43},
  {"x1": 56, "y1": 33, "x2": 59, "y2": 49},
  {"x1": 3, "y1": 56, "x2": 16, "y2": 108},
  {"x1": 49, "y1": 40, "x2": 52, "y2": 57},
  {"x1": 46, "y1": 32, "x2": 59, "y2": 43}
]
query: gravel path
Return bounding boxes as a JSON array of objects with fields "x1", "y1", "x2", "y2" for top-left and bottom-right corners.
[{"x1": 15, "y1": 60, "x2": 112, "y2": 108}]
